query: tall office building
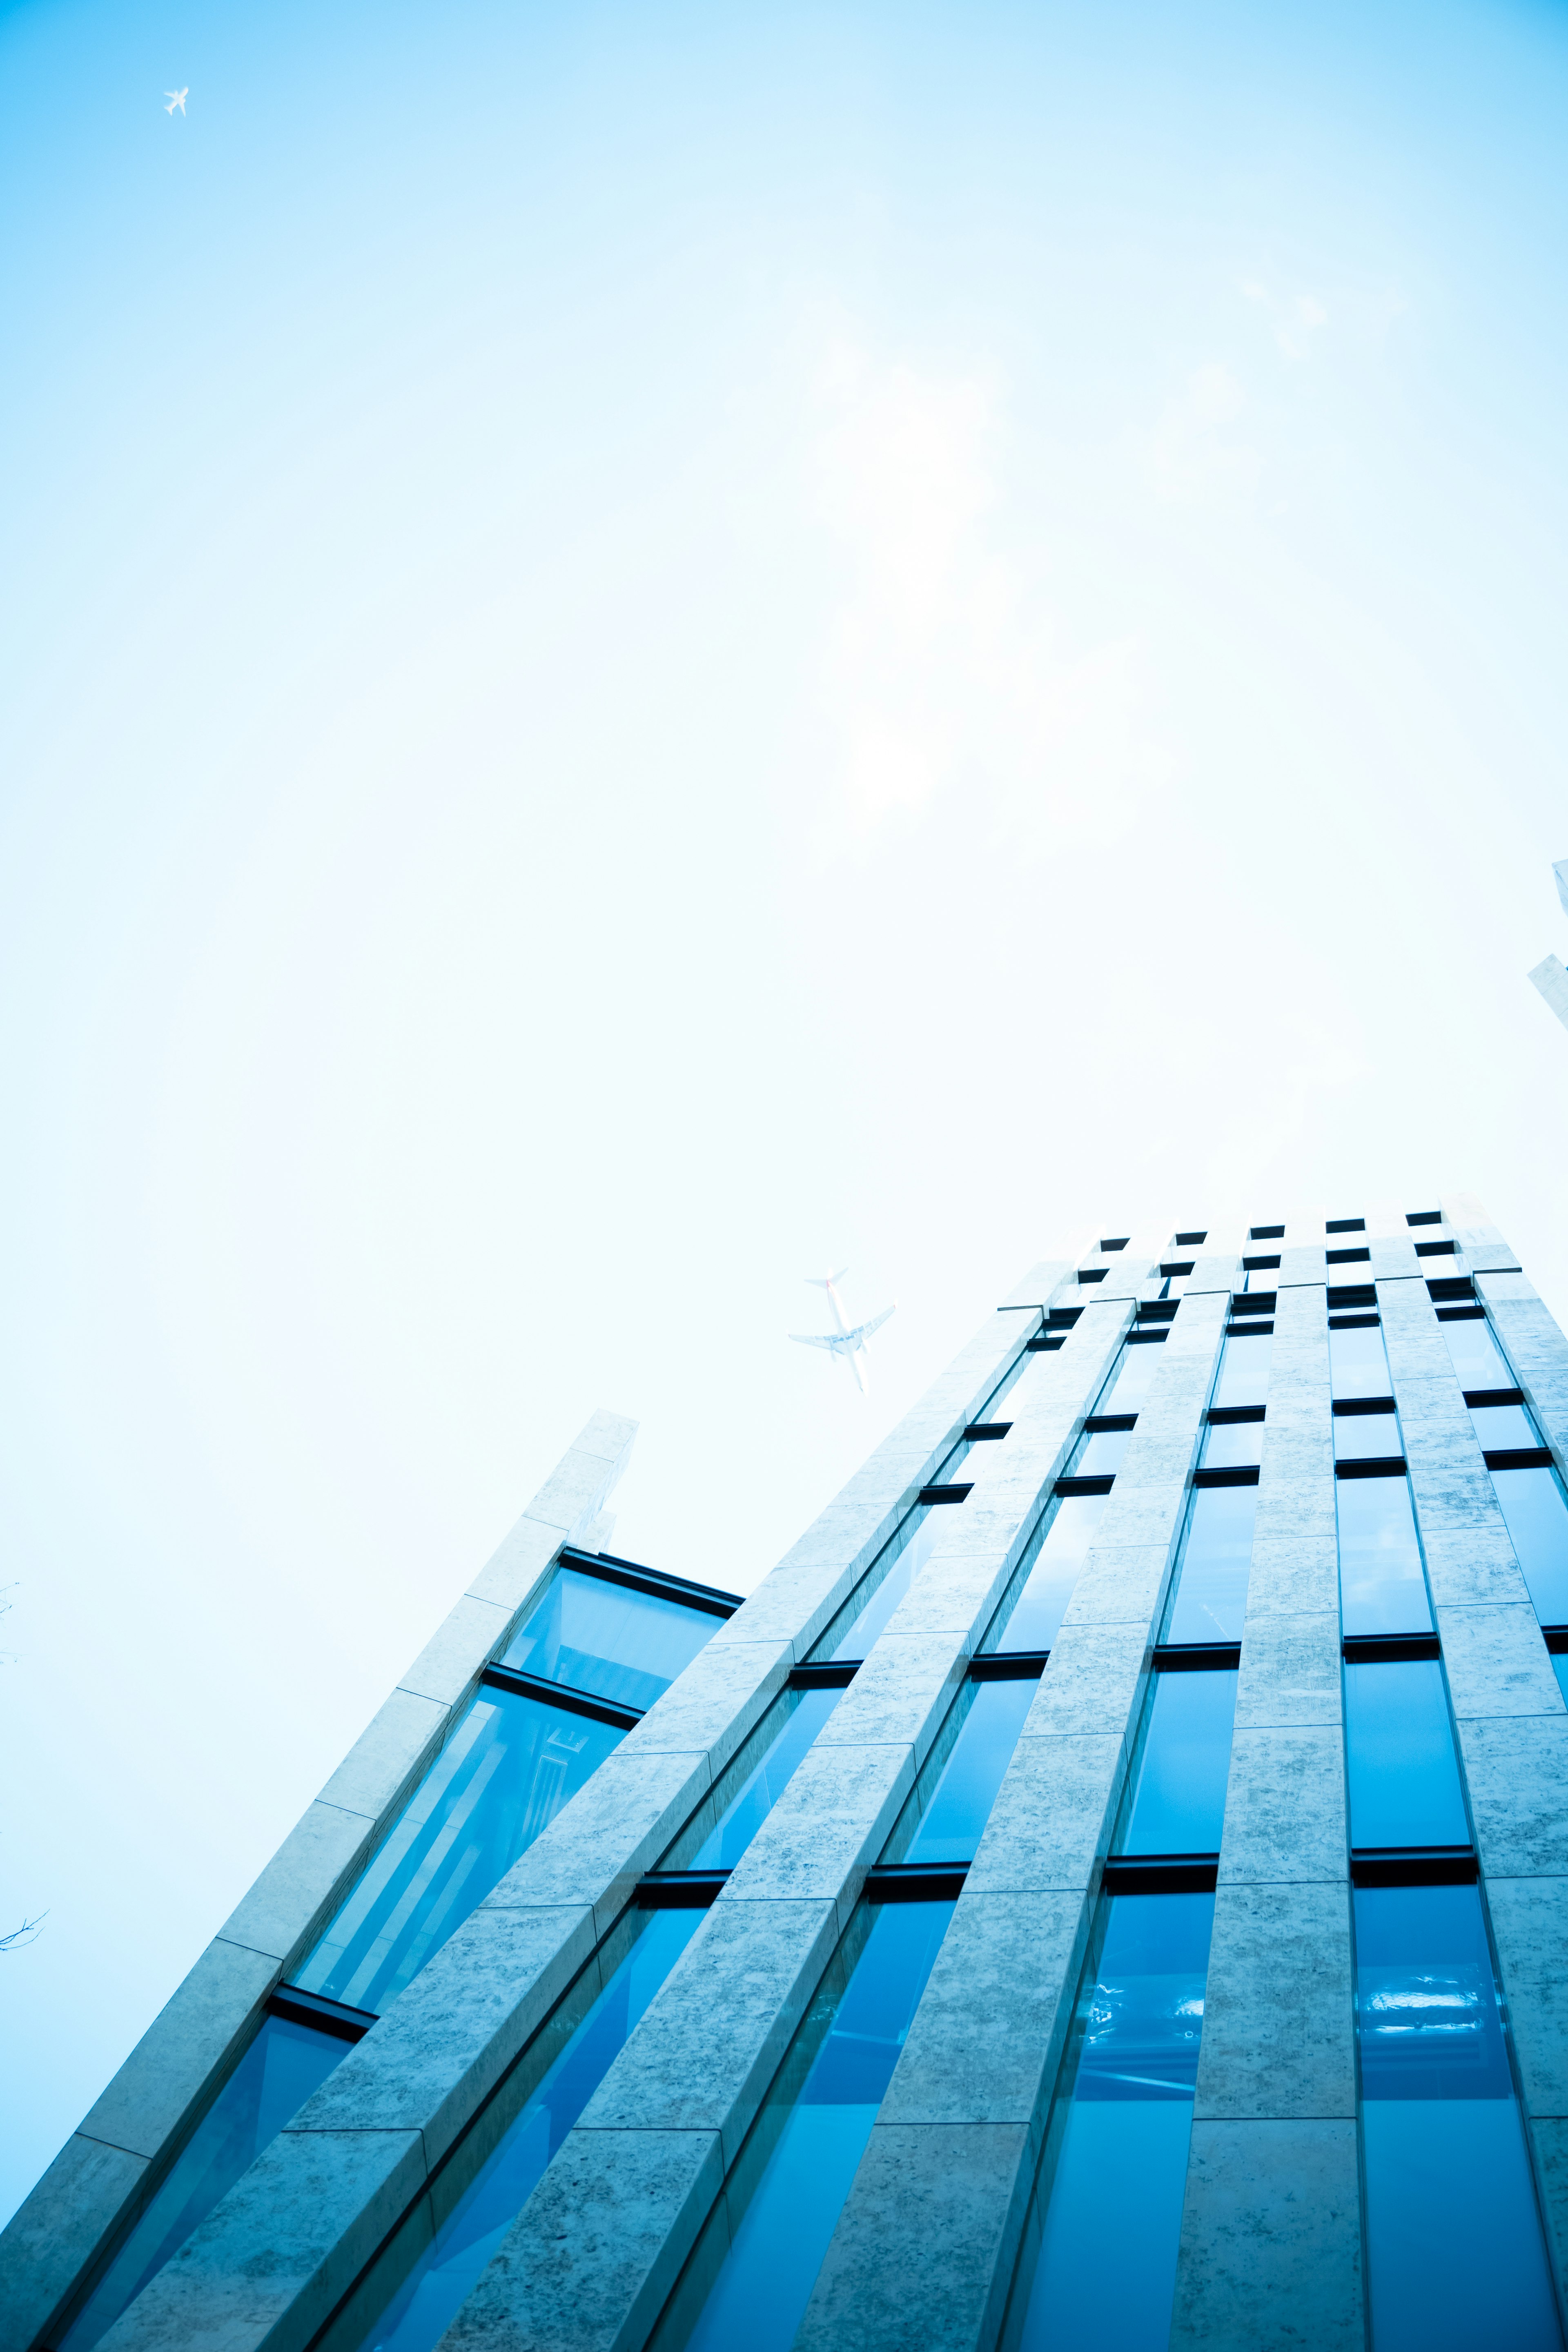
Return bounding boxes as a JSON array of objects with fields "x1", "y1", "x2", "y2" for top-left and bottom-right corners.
[{"x1": 6, "y1": 1192, "x2": 1568, "y2": 2352}]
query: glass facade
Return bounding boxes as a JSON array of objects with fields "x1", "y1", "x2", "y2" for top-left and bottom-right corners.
[
  {"x1": 827, "y1": 1514, "x2": 937, "y2": 1661},
  {"x1": 686, "y1": 1687, "x2": 843, "y2": 1871},
  {"x1": 1004, "y1": 1892, "x2": 1214, "y2": 2352},
  {"x1": 1199, "y1": 1417, "x2": 1263, "y2": 1468},
  {"x1": 1333, "y1": 1402, "x2": 1402, "y2": 1461},
  {"x1": 991, "y1": 1493, "x2": 1108, "y2": 1653},
  {"x1": 1354, "y1": 1883, "x2": 1561, "y2": 2352},
  {"x1": 1118, "y1": 1672, "x2": 1237, "y2": 1855},
  {"x1": 1164, "y1": 1486, "x2": 1256, "y2": 1644},
  {"x1": 1330, "y1": 1318, "x2": 1391, "y2": 1399},
  {"x1": 1337, "y1": 1473, "x2": 1431, "y2": 1637},
  {"x1": 501, "y1": 1567, "x2": 721, "y2": 1712},
  {"x1": 1439, "y1": 1310, "x2": 1512, "y2": 1391},
  {"x1": 1488, "y1": 1466, "x2": 1568, "y2": 1626},
  {"x1": 1210, "y1": 1330, "x2": 1272, "y2": 1410},
  {"x1": 1094, "y1": 1334, "x2": 1168, "y2": 1415},
  {"x1": 898, "y1": 1676, "x2": 1037, "y2": 1864},
  {"x1": 1343, "y1": 1662, "x2": 1467, "y2": 1849}
]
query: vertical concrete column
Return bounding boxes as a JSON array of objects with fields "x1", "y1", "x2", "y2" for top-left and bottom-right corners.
[
  {"x1": 1379, "y1": 1272, "x2": 1568, "y2": 2314},
  {"x1": 1170, "y1": 1281, "x2": 1363, "y2": 2351},
  {"x1": 789, "y1": 1290, "x2": 1228, "y2": 2352},
  {"x1": 439, "y1": 1309, "x2": 1128, "y2": 2352}
]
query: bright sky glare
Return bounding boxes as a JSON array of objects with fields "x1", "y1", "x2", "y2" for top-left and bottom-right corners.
[{"x1": 5, "y1": 0, "x2": 1568, "y2": 2225}]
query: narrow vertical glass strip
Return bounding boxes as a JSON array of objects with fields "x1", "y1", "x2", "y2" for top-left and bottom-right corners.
[
  {"x1": 1438, "y1": 1311, "x2": 1512, "y2": 1391},
  {"x1": 1002, "y1": 1892, "x2": 1215, "y2": 2352},
  {"x1": 58, "y1": 2016, "x2": 349, "y2": 2352},
  {"x1": 1330, "y1": 1319, "x2": 1391, "y2": 1399},
  {"x1": 1552, "y1": 1652, "x2": 1568, "y2": 1709},
  {"x1": 651, "y1": 1900, "x2": 956, "y2": 2352},
  {"x1": 1336, "y1": 1474, "x2": 1430, "y2": 1637},
  {"x1": 501, "y1": 1567, "x2": 721, "y2": 1711},
  {"x1": 1354, "y1": 1882, "x2": 1561, "y2": 2352},
  {"x1": 1117, "y1": 1673, "x2": 1237, "y2": 1855},
  {"x1": 318, "y1": 1909, "x2": 704, "y2": 2352},
  {"x1": 1210, "y1": 1330, "x2": 1272, "y2": 1410},
  {"x1": 1343, "y1": 1662, "x2": 1468, "y2": 1850},
  {"x1": 295, "y1": 1686, "x2": 625, "y2": 2012},
  {"x1": 990, "y1": 1494, "x2": 1108, "y2": 1653},
  {"x1": 900, "y1": 1678, "x2": 1038, "y2": 1864},
  {"x1": 685, "y1": 1687, "x2": 843, "y2": 1870},
  {"x1": 1093, "y1": 1334, "x2": 1168, "y2": 1415},
  {"x1": 1488, "y1": 1467, "x2": 1568, "y2": 1626},
  {"x1": 1163, "y1": 1486, "x2": 1257, "y2": 1644}
]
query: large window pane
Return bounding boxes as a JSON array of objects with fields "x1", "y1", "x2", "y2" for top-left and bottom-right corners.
[
  {"x1": 320, "y1": 1909, "x2": 703, "y2": 2352},
  {"x1": 501, "y1": 1568, "x2": 719, "y2": 1712},
  {"x1": 1439, "y1": 1312, "x2": 1512, "y2": 1391},
  {"x1": 1094, "y1": 1337, "x2": 1167, "y2": 1415},
  {"x1": 296, "y1": 1687, "x2": 624, "y2": 2013},
  {"x1": 1118, "y1": 1673, "x2": 1237, "y2": 1855},
  {"x1": 993, "y1": 1494, "x2": 1108, "y2": 1653},
  {"x1": 1355, "y1": 1884, "x2": 1561, "y2": 2352},
  {"x1": 1343, "y1": 1662, "x2": 1467, "y2": 1849},
  {"x1": 1071, "y1": 1423, "x2": 1133, "y2": 1474},
  {"x1": 59, "y1": 2014, "x2": 347, "y2": 2352},
  {"x1": 653, "y1": 1900, "x2": 955, "y2": 2352},
  {"x1": 1489, "y1": 1468, "x2": 1568, "y2": 1626},
  {"x1": 687, "y1": 1688, "x2": 842, "y2": 1870},
  {"x1": 1469, "y1": 1399, "x2": 1539, "y2": 1448},
  {"x1": 1337, "y1": 1476, "x2": 1431, "y2": 1637},
  {"x1": 1334, "y1": 1405, "x2": 1401, "y2": 1461},
  {"x1": 1199, "y1": 1418, "x2": 1263, "y2": 1468},
  {"x1": 1330, "y1": 1320, "x2": 1391, "y2": 1399},
  {"x1": 900, "y1": 1678, "x2": 1037, "y2": 1864},
  {"x1": 1164, "y1": 1486, "x2": 1256, "y2": 1644},
  {"x1": 827, "y1": 1515, "x2": 937, "y2": 1662},
  {"x1": 1003, "y1": 1892, "x2": 1214, "y2": 2352},
  {"x1": 1211, "y1": 1330, "x2": 1272, "y2": 1410}
]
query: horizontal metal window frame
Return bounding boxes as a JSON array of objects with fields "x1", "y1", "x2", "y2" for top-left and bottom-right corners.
[
  {"x1": 1227, "y1": 1319, "x2": 1274, "y2": 1336},
  {"x1": 1329, "y1": 1311, "x2": 1380, "y2": 1331},
  {"x1": 1250, "y1": 1224, "x2": 1285, "y2": 1240},
  {"x1": 1436, "y1": 1304, "x2": 1486, "y2": 1324},
  {"x1": 1123, "y1": 1327, "x2": 1169, "y2": 1347},
  {"x1": 1173, "y1": 1230, "x2": 1207, "y2": 1247},
  {"x1": 1414, "y1": 1238, "x2": 1457, "y2": 1257},
  {"x1": 1427, "y1": 1275, "x2": 1476, "y2": 1303},
  {"x1": 963, "y1": 1420, "x2": 1013, "y2": 1441},
  {"x1": 1542, "y1": 1627, "x2": 1568, "y2": 1657},
  {"x1": 1207, "y1": 1404, "x2": 1265, "y2": 1426},
  {"x1": 969, "y1": 1650, "x2": 1050, "y2": 1682},
  {"x1": 479, "y1": 1662, "x2": 644, "y2": 1731},
  {"x1": 636, "y1": 1870, "x2": 731, "y2": 1909},
  {"x1": 1466, "y1": 1387, "x2": 1525, "y2": 1409},
  {"x1": 1085, "y1": 1413, "x2": 1137, "y2": 1434},
  {"x1": 1334, "y1": 1457, "x2": 1408, "y2": 1481},
  {"x1": 918, "y1": 1482, "x2": 974, "y2": 1505},
  {"x1": 1152, "y1": 1642, "x2": 1241, "y2": 1672},
  {"x1": 1077, "y1": 1267, "x2": 1109, "y2": 1284},
  {"x1": 1101, "y1": 1855, "x2": 1219, "y2": 1894},
  {"x1": 1326, "y1": 1218, "x2": 1368, "y2": 1235},
  {"x1": 1350, "y1": 1846, "x2": 1478, "y2": 1888},
  {"x1": 788, "y1": 1661, "x2": 860, "y2": 1690},
  {"x1": 267, "y1": 1986, "x2": 379, "y2": 2042},
  {"x1": 1192, "y1": 1465, "x2": 1261, "y2": 1489},
  {"x1": 1054, "y1": 1474, "x2": 1115, "y2": 1498},
  {"x1": 1406, "y1": 1209, "x2": 1443, "y2": 1227},
  {"x1": 1242, "y1": 1254, "x2": 1281, "y2": 1272},
  {"x1": 1333, "y1": 1396, "x2": 1397, "y2": 1417},
  {"x1": 1026, "y1": 1334, "x2": 1065, "y2": 1352},
  {"x1": 1343, "y1": 1633, "x2": 1441, "y2": 1664},
  {"x1": 1048, "y1": 1305, "x2": 1084, "y2": 1328},
  {"x1": 1484, "y1": 1448, "x2": 1555, "y2": 1472},
  {"x1": 1101, "y1": 1236, "x2": 1130, "y2": 1252},
  {"x1": 1137, "y1": 1299, "x2": 1180, "y2": 1324},
  {"x1": 1232, "y1": 1290, "x2": 1277, "y2": 1315},
  {"x1": 1328, "y1": 1283, "x2": 1378, "y2": 1310},
  {"x1": 1326, "y1": 1247, "x2": 1373, "y2": 1266},
  {"x1": 555, "y1": 1545, "x2": 740, "y2": 1620},
  {"x1": 864, "y1": 1863, "x2": 969, "y2": 1903},
  {"x1": 1160, "y1": 1261, "x2": 1195, "y2": 1278}
]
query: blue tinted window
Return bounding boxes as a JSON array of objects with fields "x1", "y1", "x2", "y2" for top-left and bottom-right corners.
[
  {"x1": 1211, "y1": 1332, "x2": 1272, "y2": 1410},
  {"x1": 1164, "y1": 1486, "x2": 1256, "y2": 1644},
  {"x1": 1337, "y1": 1475, "x2": 1431, "y2": 1637},
  {"x1": 1004, "y1": 1893, "x2": 1214, "y2": 2352},
  {"x1": 502, "y1": 1568, "x2": 719, "y2": 1712},
  {"x1": 1439, "y1": 1313, "x2": 1512, "y2": 1391},
  {"x1": 993, "y1": 1494, "x2": 1108, "y2": 1652},
  {"x1": 1470, "y1": 1400, "x2": 1539, "y2": 1449},
  {"x1": 1344, "y1": 1662, "x2": 1467, "y2": 1849},
  {"x1": 1554, "y1": 1653, "x2": 1568, "y2": 1710},
  {"x1": 1489, "y1": 1468, "x2": 1568, "y2": 1626},
  {"x1": 1334, "y1": 1406, "x2": 1401, "y2": 1461},
  {"x1": 1330, "y1": 1321, "x2": 1390, "y2": 1400},
  {"x1": 1199, "y1": 1419, "x2": 1263, "y2": 1468},
  {"x1": 903, "y1": 1679, "x2": 1037, "y2": 1864},
  {"x1": 689, "y1": 1688, "x2": 842, "y2": 1870},
  {"x1": 657, "y1": 1901, "x2": 954, "y2": 2352},
  {"x1": 1095, "y1": 1338, "x2": 1167, "y2": 1415},
  {"x1": 327, "y1": 1910, "x2": 702, "y2": 2352},
  {"x1": 829, "y1": 1515, "x2": 936, "y2": 1661},
  {"x1": 1355, "y1": 1884, "x2": 1561, "y2": 2352},
  {"x1": 297, "y1": 1686, "x2": 624, "y2": 2013},
  {"x1": 59, "y1": 2015, "x2": 346, "y2": 2351},
  {"x1": 1119, "y1": 1673, "x2": 1237, "y2": 1855},
  {"x1": 1072, "y1": 1423, "x2": 1132, "y2": 1473}
]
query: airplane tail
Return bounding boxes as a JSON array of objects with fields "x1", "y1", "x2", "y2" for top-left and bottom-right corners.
[{"x1": 806, "y1": 1267, "x2": 849, "y2": 1289}]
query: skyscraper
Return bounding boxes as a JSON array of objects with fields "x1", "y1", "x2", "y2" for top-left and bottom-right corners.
[{"x1": 6, "y1": 1194, "x2": 1568, "y2": 2352}]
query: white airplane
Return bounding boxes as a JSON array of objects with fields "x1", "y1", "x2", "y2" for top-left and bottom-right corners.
[
  {"x1": 790, "y1": 1268, "x2": 896, "y2": 1392},
  {"x1": 165, "y1": 88, "x2": 188, "y2": 114}
]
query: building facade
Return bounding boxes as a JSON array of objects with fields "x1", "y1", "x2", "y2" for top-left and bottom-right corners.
[{"x1": 6, "y1": 1192, "x2": 1568, "y2": 2352}]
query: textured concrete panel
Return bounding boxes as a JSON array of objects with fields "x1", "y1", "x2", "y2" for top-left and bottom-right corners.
[
  {"x1": 813, "y1": 1630, "x2": 969, "y2": 1764},
  {"x1": 1486, "y1": 1878, "x2": 1568, "y2": 2117},
  {"x1": 1234, "y1": 1616, "x2": 1341, "y2": 1731},
  {"x1": 1024, "y1": 1619, "x2": 1149, "y2": 1739},
  {"x1": 397, "y1": 1595, "x2": 512, "y2": 1707},
  {"x1": 465, "y1": 1508, "x2": 564, "y2": 1614},
  {"x1": 315, "y1": 1687, "x2": 449, "y2": 1822},
  {"x1": 795, "y1": 2122, "x2": 1032, "y2": 2352},
  {"x1": 719, "y1": 1741, "x2": 916, "y2": 1928},
  {"x1": 1058, "y1": 1541, "x2": 1170, "y2": 1630},
  {"x1": 1402, "y1": 1425, "x2": 1504, "y2": 1531},
  {"x1": 482, "y1": 1748, "x2": 707, "y2": 1935},
  {"x1": 1245, "y1": 1535, "x2": 1340, "y2": 1618},
  {"x1": 1421, "y1": 1522, "x2": 1533, "y2": 1611},
  {"x1": 1440, "y1": 1605, "x2": 1564, "y2": 1722},
  {"x1": 98, "y1": 2127, "x2": 425, "y2": 2352},
  {"x1": 877, "y1": 1889, "x2": 1087, "y2": 2132},
  {"x1": 1195, "y1": 1883, "x2": 1356, "y2": 2120},
  {"x1": 79, "y1": 1938, "x2": 279, "y2": 2164},
  {"x1": 0, "y1": 2133, "x2": 148, "y2": 2352},
  {"x1": 1170, "y1": 2118, "x2": 1363, "y2": 2352},
  {"x1": 219, "y1": 1799, "x2": 374, "y2": 1966},
  {"x1": 1218, "y1": 1726, "x2": 1348, "y2": 1886},
  {"x1": 965, "y1": 1733, "x2": 1123, "y2": 1895},
  {"x1": 441, "y1": 2127, "x2": 723, "y2": 2352},
  {"x1": 1459, "y1": 1714, "x2": 1568, "y2": 1876},
  {"x1": 614, "y1": 1639, "x2": 790, "y2": 1777}
]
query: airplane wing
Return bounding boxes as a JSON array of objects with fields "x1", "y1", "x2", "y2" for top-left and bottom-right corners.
[
  {"x1": 847, "y1": 1305, "x2": 896, "y2": 1345},
  {"x1": 790, "y1": 1332, "x2": 841, "y2": 1352}
]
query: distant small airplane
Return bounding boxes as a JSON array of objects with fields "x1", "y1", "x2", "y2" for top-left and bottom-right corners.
[
  {"x1": 165, "y1": 88, "x2": 188, "y2": 114},
  {"x1": 790, "y1": 1268, "x2": 896, "y2": 1392}
]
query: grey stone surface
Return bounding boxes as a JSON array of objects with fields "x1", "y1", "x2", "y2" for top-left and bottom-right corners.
[
  {"x1": 1170, "y1": 2118, "x2": 1363, "y2": 2352},
  {"x1": 1439, "y1": 1604, "x2": 1564, "y2": 1721},
  {"x1": 1024, "y1": 1618, "x2": 1149, "y2": 1738},
  {"x1": 97, "y1": 2126, "x2": 426, "y2": 2352},
  {"x1": 1218, "y1": 1726, "x2": 1348, "y2": 1886},
  {"x1": 464, "y1": 1507, "x2": 563, "y2": 1613},
  {"x1": 442, "y1": 2127, "x2": 723, "y2": 2352},
  {"x1": 1195, "y1": 1883, "x2": 1356, "y2": 2120},
  {"x1": 719, "y1": 1740, "x2": 917, "y2": 1926},
  {"x1": 79, "y1": 1938, "x2": 280, "y2": 2162},
  {"x1": 613, "y1": 1639, "x2": 790, "y2": 1778},
  {"x1": 1485, "y1": 1878, "x2": 1568, "y2": 2117},
  {"x1": 795, "y1": 2122, "x2": 1032, "y2": 2352},
  {"x1": 1245, "y1": 1535, "x2": 1340, "y2": 1618},
  {"x1": 482, "y1": 1748, "x2": 707, "y2": 1937},
  {"x1": 397, "y1": 1595, "x2": 513, "y2": 1707},
  {"x1": 1459, "y1": 1714, "x2": 1568, "y2": 1876},
  {"x1": 219, "y1": 1798, "x2": 375, "y2": 1965},
  {"x1": 1421, "y1": 1521, "x2": 1534, "y2": 1611},
  {"x1": 315, "y1": 1686, "x2": 449, "y2": 1822},
  {"x1": 1058, "y1": 1541, "x2": 1170, "y2": 1630},
  {"x1": 965, "y1": 1733, "x2": 1124, "y2": 1895},
  {"x1": 1401, "y1": 1424, "x2": 1503, "y2": 1531},
  {"x1": 1234, "y1": 1616, "x2": 1341, "y2": 1730},
  {"x1": 579, "y1": 1899, "x2": 837, "y2": 2167},
  {"x1": 812, "y1": 1630, "x2": 969, "y2": 1764},
  {"x1": 0, "y1": 2133, "x2": 148, "y2": 2352}
]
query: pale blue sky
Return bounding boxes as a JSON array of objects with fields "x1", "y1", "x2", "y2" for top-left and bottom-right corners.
[{"x1": 5, "y1": 0, "x2": 1568, "y2": 2223}]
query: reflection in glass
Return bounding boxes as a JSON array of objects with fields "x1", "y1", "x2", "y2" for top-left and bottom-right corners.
[
  {"x1": 1164, "y1": 1487, "x2": 1256, "y2": 1644},
  {"x1": 1343, "y1": 1663, "x2": 1467, "y2": 1849},
  {"x1": 829, "y1": 1515, "x2": 936, "y2": 1661},
  {"x1": 1119, "y1": 1674, "x2": 1237, "y2": 1855},
  {"x1": 688, "y1": 1688, "x2": 842, "y2": 1870},
  {"x1": 902, "y1": 1679, "x2": 1037, "y2": 1864},
  {"x1": 1199, "y1": 1419, "x2": 1263, "y2": 1468},
  {"x1": 1337, "y1": 1475, "x2": 1431, "y2": 1637},
  {"x1": 1333, "y1": 1405, "x2": 1401, "y2": 1461},
  {"x1": 1553, "y1": 1653, "x2": 1568, "y2": 1709},
  {"x1": 655, "y1": 1901, "x2": 955, "y2": 2352},
  {"x1": 1439, "y1": 1312, "x2": 1512, "y2": 1392},
  {"x1": 1211, "y1": 1332, "x2": 1272, "y2": 1411},
  {"x1": 1072, "y1": 1423, "x2": 1132, "y2": 1474},
  {"x1": 1469, "y1": 1400, "x2": 1539, "y2": 1450},
  {"x1": 1004, "y1": 1893, "x2": 1214, "y2": 2352},
  {"x1": 1354, "y1": 1884, "x2": 1561, "y2": 2352},
  {"x1": 59, "y1": 2015, "x2": 347, "y2": 2352},
  {"x1": 1489, "y1": 1468, "x2": 1568, "y2": 1626},
  {"x1": 323, "y1": 1910, "x2": 702, "y2": 2352},
  {"x1": 1094, "y1": 1339, "x2": 1167, "y2": 1416},
  {"x1": 502, "y1": 1568, "x2": 719, "y2": 1712},
  {"x1": 297, "y1": 1687, "x2": 624, "y2": 2013},
  {"x1": 994, "y1": 1495, "x2": 1108, "y2": 1653},
  {"x1": 1330, "y1": 1321, "x2": 1391, "y2": 1400}
]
